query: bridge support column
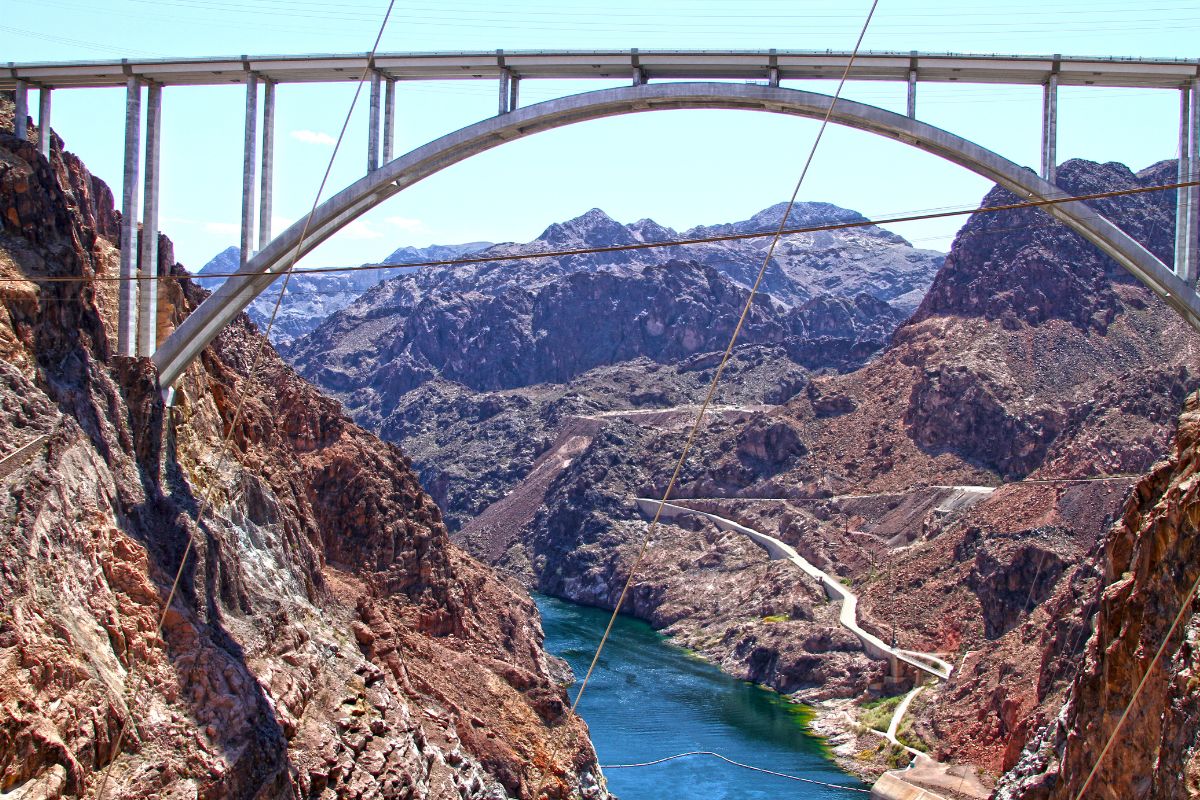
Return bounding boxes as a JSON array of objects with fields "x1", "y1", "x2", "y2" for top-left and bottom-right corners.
[
  {"x1": 1041, "y1": 71, "x2": 1058, "y2": 185},
  {"x1": 1176, "y1": 87, "x2": 1192, "y2": 279},
  {"x1": 37, "y1": 88, "x2": 51, "y2": 159},
  {"x1": 137, "y1": 83, "x2": 162, "y2": 357},
  {"x1": 240, "y1": 74, "x2": 258, "y2": 268},
  {"x1": 1186, "y1": 78, "x2": 1200, "y2": 285},
  {"x1": 13, "y1": 81, "x2": 28, "y2": 140},
  {"x1": 368, "y1": 70, "x2": 381, "y2": 172},
  {"x1": 259, "y1": 80, "x2": 275, "y2": 251},
  {"x1": 498, "y1": 68, "x2": 512, "y2": 115},
  {"x1": 118, "y1": 77, "x2": 142, "y2": 358},
  {"x1": 383, "y1": 77, "x2": 395, "y2": 163},
  {"x1": 509, "y1": 74, "x2": 520, "y2": 112},
  {"x1": 907, "y1": 52, "x2": 918, "y2": 119}
]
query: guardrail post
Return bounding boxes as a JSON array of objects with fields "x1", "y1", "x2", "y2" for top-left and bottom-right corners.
[
  {"x1": 118, "y1": 77, "x2": 142, "y2": 357},
  {"x1": 137, "y1": 83, "x2": 162, "y2": 357}
]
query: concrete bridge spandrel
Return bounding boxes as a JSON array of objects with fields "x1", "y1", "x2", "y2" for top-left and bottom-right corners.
[{"x1": 151, "y1": 81, "x2": 1200, "y2": 389}]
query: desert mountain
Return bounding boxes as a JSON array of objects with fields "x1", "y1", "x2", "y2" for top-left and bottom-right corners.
[
  {"x1": 0, "y1": 98, "x2": 604, "y2": 799},
  {"x1": 196, "y1": 240, "x2": 492, "y2": 346}
]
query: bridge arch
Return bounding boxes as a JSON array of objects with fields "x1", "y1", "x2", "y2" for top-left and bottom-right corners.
[{"x1": 153, "y1": 82, "x2": 1200, "y2": 388}]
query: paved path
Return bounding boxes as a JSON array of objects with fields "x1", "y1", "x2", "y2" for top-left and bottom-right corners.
[
  {"x1": 636, "y1": 498, "x2": 953, "y2": 680},
  {"x1": 872, "y1": 686, "x2": 933, "y2": 762}
]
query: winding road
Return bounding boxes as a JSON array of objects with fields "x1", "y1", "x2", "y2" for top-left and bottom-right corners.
[{"x1": 634, "y1": 498, "x2": 954, "y2": 681}]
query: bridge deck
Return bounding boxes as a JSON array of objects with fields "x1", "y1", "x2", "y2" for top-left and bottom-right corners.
[{"x1": 4, "y1": 50, "x2": 1198, "y2": 91}]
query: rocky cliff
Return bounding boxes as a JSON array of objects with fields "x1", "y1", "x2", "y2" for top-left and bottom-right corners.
[
  {"x1": 0, "y1": 96, "x2": 604, "y2": 799},
  {"x1": 417, "y1": 158, "x2": 1199, "y2": 785},
  {"x1": 284, "y1": 203, "x2": 938, "y2": 530},
  {"x1": 995, "y1": 392, "x2": 1200, "y2": 799},
  {"x1": 285, "y1": 203, "x2": 940, "y2": 406}
]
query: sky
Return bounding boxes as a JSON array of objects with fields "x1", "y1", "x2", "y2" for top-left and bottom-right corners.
[{"x1": 3, "y1": 0, "x2": 1198, "y2": 271}]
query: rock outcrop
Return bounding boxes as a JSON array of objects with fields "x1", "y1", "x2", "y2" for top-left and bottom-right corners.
[
  {"x1": 995, "y1": 392, "x2": 1200, "y2": 799},
  {"x1": 285, "y1": 202, "x2": 939, "y2": 423},
  {"x1": 429, "y1": 158, "x2": 1199, "y2": 781},
  {"x1": 0, "y1": 100, "x2": 604, "y2": 799}
]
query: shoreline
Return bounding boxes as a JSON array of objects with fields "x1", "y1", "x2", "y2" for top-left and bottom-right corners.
[{"x1": 535, "y1": 591, "x2": 877, "y2": 789}]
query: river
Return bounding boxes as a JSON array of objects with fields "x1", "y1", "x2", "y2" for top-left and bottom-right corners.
[{"x1": 536, "y1": 594, "x2": 867, "y2": 799}]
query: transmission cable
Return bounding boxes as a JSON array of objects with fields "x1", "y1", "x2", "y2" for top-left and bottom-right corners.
[
  {"x1": 601, "y1": 750, "x2": 871, "y2": 793},
  {"x1": 7, "y1": 177, "x2": 1199, "y2": 287},
  {"x1": 90, "y1": 1, "x2": 397, "y2": 797},
  {"x1": 1070, "y1": 538, "x2": 1200, "y2": 798},
  {"x1": 528, "y1": 2, "x2": 879, "y2": 797}
]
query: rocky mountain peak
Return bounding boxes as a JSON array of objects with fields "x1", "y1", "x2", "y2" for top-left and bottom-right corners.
[
  {"x1": 537, "y1": 207, "x2": 637, "y2": 247},
  {"x1": 908, "y1": 157, "x2": 1175, "y2": 332}
]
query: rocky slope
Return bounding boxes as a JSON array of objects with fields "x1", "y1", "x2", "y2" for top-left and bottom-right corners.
[
  {"x1": 196, "y1": 241, "x2": 492, "y2": 347},
  {"x1": 0, "y1": 96, "x2": 604, "y2": 799},
  {"x1": 994, "y1": 390, "x2": 1200, "y2": 800},
  {"x1": 285, "y1": 204, "x2": 940, "y2": 530},
  {"x1": 286, "y1": 203, "x2": 941, "y2": 403},
  {"x1": 384, "y1": 158, "x2": 1199, "y2": 786}
]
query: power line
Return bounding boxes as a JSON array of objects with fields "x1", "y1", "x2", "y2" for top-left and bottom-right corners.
[
  {"x1": 8, "y1": 178, "x2": 1197, "y2": 287},
  {"x1": 601, "y1": 750, "x2": 871, "y2": 793},
  {"x1": 529, "y1": 2, "x2": 880, "y2": 797}
]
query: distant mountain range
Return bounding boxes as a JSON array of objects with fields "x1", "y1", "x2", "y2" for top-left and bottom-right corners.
[{"x1": 195, "y1": 241, "x2": 492, "y2": 345}]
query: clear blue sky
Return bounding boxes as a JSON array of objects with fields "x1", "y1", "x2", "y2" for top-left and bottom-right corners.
[{"x1": 4, "y1": 1, "x2": 1197, "y2": 269}]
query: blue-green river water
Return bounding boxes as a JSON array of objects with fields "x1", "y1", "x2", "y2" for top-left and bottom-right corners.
[{"x1": 535, "y1": 594, "x2": 867, "y2": 799}]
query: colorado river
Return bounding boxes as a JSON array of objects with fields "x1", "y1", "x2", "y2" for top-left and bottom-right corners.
[{"x1": 536, "y1": 594, "x2": 867, "y2": 798}]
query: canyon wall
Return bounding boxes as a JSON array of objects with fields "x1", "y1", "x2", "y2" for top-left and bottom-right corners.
[{"x1": 0, "y1": 98, "x2": 604, "y2": 799}]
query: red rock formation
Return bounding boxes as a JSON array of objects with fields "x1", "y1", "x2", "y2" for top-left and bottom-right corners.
[
  {"x1": 996, "y1": 392, "x2": 1200, "y2": 799},
  {"x1": 0, "y1": 100, "x2": 604, "y2": 798}
]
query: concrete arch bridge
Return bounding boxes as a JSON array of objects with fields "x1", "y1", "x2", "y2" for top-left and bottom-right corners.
[{"x1": 3, "y1": 50, "x2": 1199, "y2": 385}]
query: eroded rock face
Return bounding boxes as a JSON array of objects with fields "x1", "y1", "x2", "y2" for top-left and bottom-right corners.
[
  {"x1": 0, "y1": 114, "x2": 604, "y2": 799},
  {"x1": 285, "y1": 202, "x2": 940, "y2": 426},
  {"x1": 479, "y1": 158, "x2": 1200, "y2": 782},
  {"x1": 996, "y1": 393, "x2": 1200, "y2": 800}
]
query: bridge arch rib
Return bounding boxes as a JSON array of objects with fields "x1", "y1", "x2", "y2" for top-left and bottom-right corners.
[{"x1": 153, "y1": 82, "x2": 1200, "y2": 388}]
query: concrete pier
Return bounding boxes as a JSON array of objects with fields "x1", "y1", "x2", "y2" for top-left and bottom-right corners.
[
  {"x1": 498, "y1": 68, "x2": 512, "y2": 115},
  {"x1": 1177, "y1": 88, "x2": 1192, "y2": 279},
  {"x1": 118, "y1": 77, "x2": 142, "y2": 357},
  {"x1": 509, "y1": 75, "x2": 520, "y2": 112},
  {"x1": 240, "y1": 74, "x2": 258, "y2": 267},
  {"x1": 1041, "y1": 70, "x2": 1058, "y2": 184},
  {"x1": 368, "y1": 70, "x2": 381, "y2": 172},
  {"x1": 1186, "y1": 79, "x2": 1200, "y2": 285},
  {"x1": 383, "y1": 77, "x2": 395, "y2": 163},
  {"x1": 14, "y1": 80, "x2": 28, "y2": 140},
  {"x1": 137, "y1": 84, "x2": 162, "y2": 356},
  {"x1": 37, "y1": 88, "x2": 51, "y2": 158},
  {"x1": 259, "y1": 80, "x2": 275, "y2": 251},
  {"x1": 907, "y1": 53, "x2": 918, "y2": 119}
]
